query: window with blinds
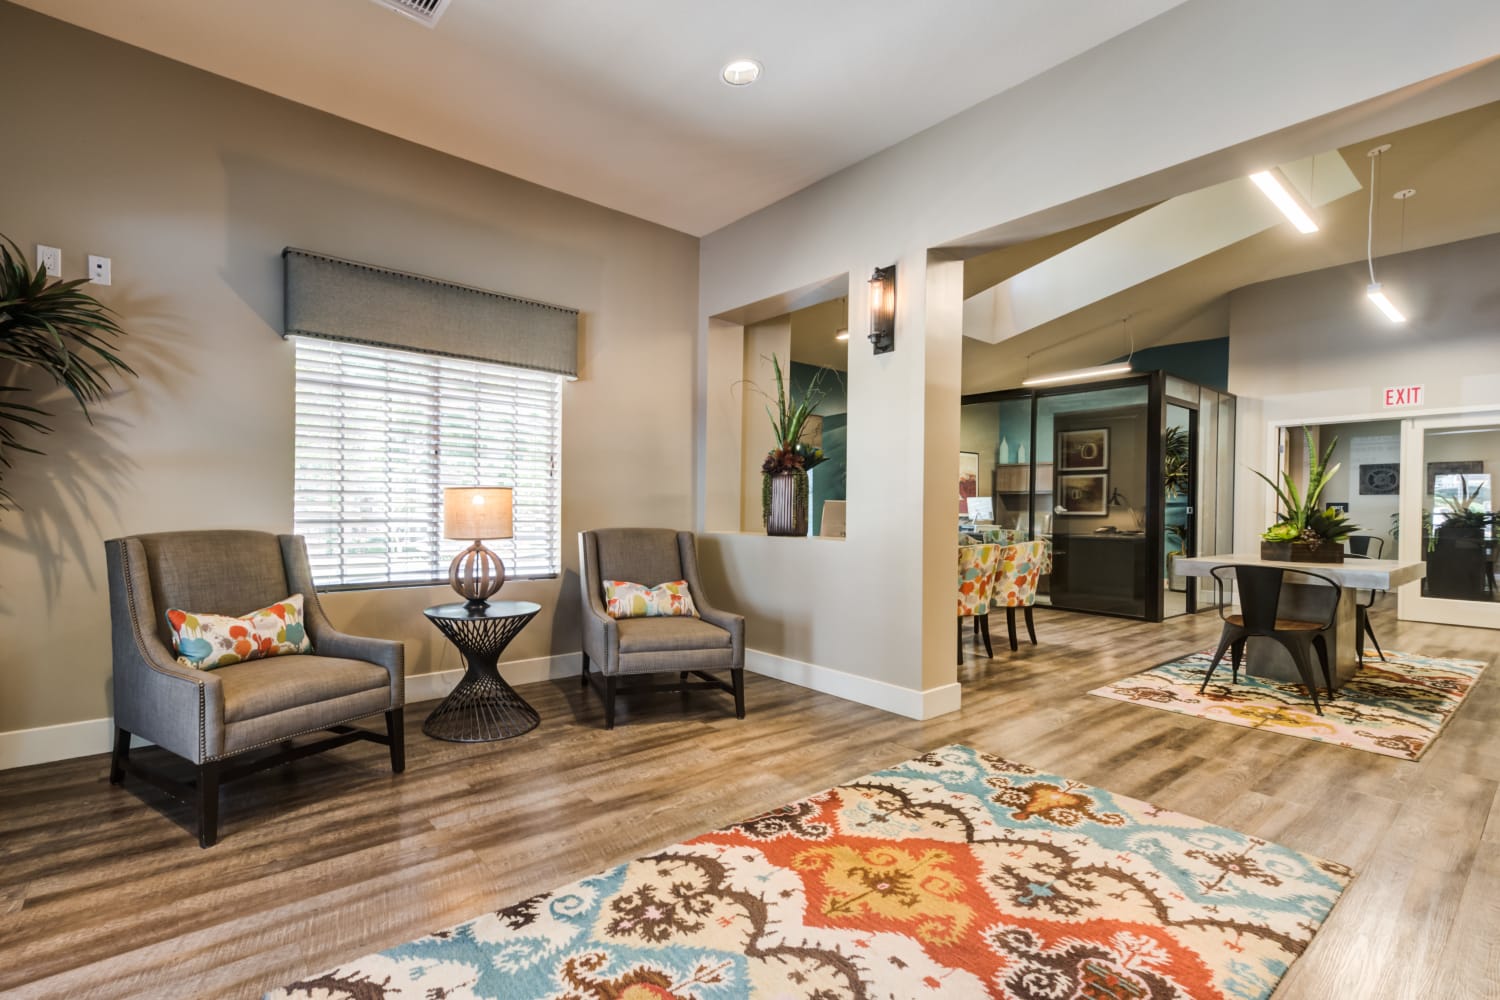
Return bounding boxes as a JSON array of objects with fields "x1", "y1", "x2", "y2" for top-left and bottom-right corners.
[{"x1": 293, "y1": 337, "x2": 563, "y2": 589}]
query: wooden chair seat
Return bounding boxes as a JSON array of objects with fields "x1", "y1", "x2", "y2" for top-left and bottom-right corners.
[{"x1": 1225, "y1": 613, "x2": 1322, "y2": 631}]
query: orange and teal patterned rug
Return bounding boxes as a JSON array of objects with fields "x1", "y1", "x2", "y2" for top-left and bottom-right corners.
[
  {"x1": 1090, "y1": 648, "x2": 1485, "y2": 760},
  {"x1": 269, "y1": 744, "x2": 1350, "y2": 1000}
]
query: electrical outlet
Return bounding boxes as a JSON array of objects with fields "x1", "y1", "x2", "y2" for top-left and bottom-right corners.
[
  {"x1": 88, "y1": 255, "x2": 112, "y2": 286},
  {"x1": 36, "y1": 245, "x2": 62, "y2": 278}
]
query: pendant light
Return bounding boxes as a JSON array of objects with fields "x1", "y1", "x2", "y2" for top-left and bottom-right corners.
[{"x1": 1364, "y1": 144, "x2": 1407, "y2": 323}]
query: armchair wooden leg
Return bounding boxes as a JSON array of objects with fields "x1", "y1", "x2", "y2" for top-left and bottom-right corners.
[
  {"x1": 1023, "y1": 605, "x2": 1037, "y2": 645},
  {"x1": 581, "y1": 651, "x2": 591, "y2": 688},
  {"x1": 956, "y1": 619, "x2": 963, "y2": 665},
  {"x1": 197, "y1": 761, "x2": 221, "y2": 849},
  {"x1": 109, "y1": 727, "x2": 130, "y2": 785},
  {"x1": 732, "y1": 668, "x2": 746, "y2": 719},
  {"x1": 1005, "y1": 607, "x2": 1019, "y2": 651},
  {"x1": 386, "y1": 708, "x2": 406, "y2": 774},
  {"x1": 979, "y1": 613, "x2": 994, "y2": 658},
  {"x1": 604, "y1": 675, "x2": 617, "y2": 730}
]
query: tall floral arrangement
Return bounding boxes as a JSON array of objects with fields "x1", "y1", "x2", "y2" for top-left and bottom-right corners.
[{"x1": 751, "y1": 355, "x2": 835, "y2": 535}]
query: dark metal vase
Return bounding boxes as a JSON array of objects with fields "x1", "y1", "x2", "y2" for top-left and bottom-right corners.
[{"x1": 765, "y1": 471, "x2": 808, "y2": 537}]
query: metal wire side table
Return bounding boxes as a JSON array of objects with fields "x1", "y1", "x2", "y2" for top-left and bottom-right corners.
[{"x1": 422, "y1": 600, "x2": 542, "y2": 742}]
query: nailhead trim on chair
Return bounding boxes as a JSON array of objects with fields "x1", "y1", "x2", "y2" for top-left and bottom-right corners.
[{"x1": 118, "y1": 539, "x2": 209, "y2": 762}]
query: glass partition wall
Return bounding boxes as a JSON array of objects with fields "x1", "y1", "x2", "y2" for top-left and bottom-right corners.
[{"x1": 960, "y1": 371, "x2": 1234, "y2": 622}]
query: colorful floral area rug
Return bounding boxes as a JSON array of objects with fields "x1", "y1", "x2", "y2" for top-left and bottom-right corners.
[
  {"x1": 1090, "y1": 648, "x2": 1486, "y2": 761},
  {"x1": 268, "y1": 744, "x2": 1350, "y2": 1000}
]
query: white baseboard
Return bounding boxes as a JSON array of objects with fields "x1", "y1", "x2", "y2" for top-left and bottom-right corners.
[
  {"x1": 0, "y1": 651, "x2": 954, "y2": 769},
  {"x1": 0, "y1": 652, "x2": 585, "y2": 772},
  {"x1": 745, "y1": 649, "x2": 962, "y2": 721}
]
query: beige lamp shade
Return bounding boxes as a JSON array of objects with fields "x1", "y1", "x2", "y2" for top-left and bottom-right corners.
[{"x1": 443, "y1": 487, "x2": 514, "y2": 540}]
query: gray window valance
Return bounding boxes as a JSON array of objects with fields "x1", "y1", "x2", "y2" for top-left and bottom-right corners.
[{"x1": 282, "y1": 248, "x2": 578, "y2": 378}]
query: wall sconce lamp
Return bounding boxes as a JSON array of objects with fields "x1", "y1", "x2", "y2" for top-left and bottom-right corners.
[{"x1": 868, "y1": 265, "x2": 896, "y2": 354}]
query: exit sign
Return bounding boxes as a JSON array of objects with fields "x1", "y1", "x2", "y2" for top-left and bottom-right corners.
[{"x1": 1382, "y1": 384, "x2": 1424, "y2": 408}]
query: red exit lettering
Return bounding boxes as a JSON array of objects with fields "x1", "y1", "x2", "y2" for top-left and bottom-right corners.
[{"x1": 1383, "y1": 384, "x2": 1424, "y2": 407}]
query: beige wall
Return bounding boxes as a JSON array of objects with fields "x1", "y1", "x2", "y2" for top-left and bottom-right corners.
[
  {"x1": 0, "y1": 5, "x2": 698, "y2": 735},
  {"x1": 1229, "y1": 233, "x2": 1500, "y2": 553},
  {"x1": 697, "y1": 0, "x2": 1500, "y2": 709}
]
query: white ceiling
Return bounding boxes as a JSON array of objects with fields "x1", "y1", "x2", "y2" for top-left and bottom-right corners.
[{"x1": 15, "y1": 0, "x2": 1188, "y2": 235}]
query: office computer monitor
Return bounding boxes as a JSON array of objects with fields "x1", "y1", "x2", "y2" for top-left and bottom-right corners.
[{"x1": 964, "y1": 496, "x2": 993, "y2": 522}]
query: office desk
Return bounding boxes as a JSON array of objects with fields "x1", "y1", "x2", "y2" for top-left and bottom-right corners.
[{"x1": 1173, "y1": 554, "x2": 1425, "y2": 688}]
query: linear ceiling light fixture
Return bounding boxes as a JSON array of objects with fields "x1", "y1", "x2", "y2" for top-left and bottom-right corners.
[
  {"x1": 1249, "y1": 168, "x2": 1319, "y2": 233},
  {"x1": 1021, "y1": 315, "x2": 1135, "y2": 387},
  {"x1": 1021, "y1": 363, "x2": 1133, "y2": 387},
  {"x1": 1364, "y1": 144, "x2": 1407, "y2": 324}
]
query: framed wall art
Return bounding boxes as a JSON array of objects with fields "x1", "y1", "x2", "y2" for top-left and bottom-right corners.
[
  {"x1": 1056, "y1": 473, "x2": 1108, "y2": 515},
  {"x1": 1058, "y1": 428, "x2": 1109, "y2": 471},
  {"x1": 959, "y1": 451, "x2": 979, "y2": 513}
]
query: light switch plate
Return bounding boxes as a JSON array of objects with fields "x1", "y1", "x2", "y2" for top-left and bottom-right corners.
[
  {"x1": 88, "y1": 255, "x2": 112, "y2": 286},
  {"x1": 36, "y1": 245, "x2": 61, "y2": 278}
]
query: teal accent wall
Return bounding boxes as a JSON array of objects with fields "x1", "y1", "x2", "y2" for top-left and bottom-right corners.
[
  {"x1": 1115, "y1": 337, "x2": 1229, "y2": 391},
  {"x1": 790, "y1": 362, "x2": 847, "y2": 535}
]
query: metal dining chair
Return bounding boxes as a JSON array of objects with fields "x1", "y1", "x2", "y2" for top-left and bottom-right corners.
[
  {"x1": 1343, "y1": 550, "x2": 1389, "y2": 666},
  {"x1": 1199, "y1": 564, "x2": 1341, "y2": 715}
]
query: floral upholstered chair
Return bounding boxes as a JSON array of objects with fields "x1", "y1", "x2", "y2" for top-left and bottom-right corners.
[
  {"x1": 957, "y1": 543, "x2": 1002, "y2": 664},
  {"x1": 991, "y1": 540, "x2": 1051, "y2": 651}
]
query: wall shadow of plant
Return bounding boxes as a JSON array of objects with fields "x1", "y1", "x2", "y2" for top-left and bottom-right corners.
[{"x1": 0, "y1": 290, "x2": 186, "y2": 612}]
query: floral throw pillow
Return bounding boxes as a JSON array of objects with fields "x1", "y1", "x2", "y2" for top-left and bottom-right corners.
[
  {"x1": 603, "y1": 580, "x2": 699, "y2": 620},
  {"x1": 166, "y1": 594, "x2": 314, "y2": 670}
]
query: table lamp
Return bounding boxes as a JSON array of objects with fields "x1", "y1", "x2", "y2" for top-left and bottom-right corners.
[{"x1": 443, "y1": 486, "x2": 513, "y2": 611}]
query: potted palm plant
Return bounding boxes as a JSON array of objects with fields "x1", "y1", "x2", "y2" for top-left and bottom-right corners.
[
  {"x1": 1254, "y1": 427, "x2": 1359, "y2": 563},
  {"x1": 0, "y1": 234, "x2": 134, "y2": 509},
  {"x1": 758, "y1": 355, "x2": 831, "y2": 536}
]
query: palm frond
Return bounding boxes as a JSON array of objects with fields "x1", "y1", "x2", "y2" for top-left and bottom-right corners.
[{"x1": 0, "y1": 232, "x2": 136, "y2": 509}]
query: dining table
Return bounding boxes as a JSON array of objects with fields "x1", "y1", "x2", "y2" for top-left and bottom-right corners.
[{"x1": 1172, "y1": 553, "x2": 1426, "y2": 690}]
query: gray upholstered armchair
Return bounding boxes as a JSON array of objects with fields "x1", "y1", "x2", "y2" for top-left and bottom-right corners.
[
  {"x1": 578, "y1": 529, "x2": 745, "y2": 729},
  {"x1": 106, "y1": 530, "x2": 405, "y2": 846}
]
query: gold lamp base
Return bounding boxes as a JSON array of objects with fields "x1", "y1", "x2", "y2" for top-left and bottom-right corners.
[{"x1": 449, "y1": 540, "x2": 506, "y2": 611}]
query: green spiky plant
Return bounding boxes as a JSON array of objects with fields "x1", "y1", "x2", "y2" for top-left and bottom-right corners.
[
  {"x1": 0, "y1": 234, "x2": 135, "y2": 508},
  {"x1": 1163, "y1": 425, "x2": 1190, "y2": 499},
  {"x1": 743, "y1": 354, "x2": 837, "y2": 534},
  {"x1": 759, "y1": 354, "x2": 831, "y2": 475},
  {"x1": 1254, "y1": 426, "x2": 1361, "y2": 545},
  {"x1": 1433, "y1": 475, "x2": 1493, "y2": 540}
]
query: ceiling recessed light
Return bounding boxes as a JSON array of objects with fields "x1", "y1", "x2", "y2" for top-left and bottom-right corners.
[{"x1": 722, "y1": 59, "x2": 762, "y2": 87}]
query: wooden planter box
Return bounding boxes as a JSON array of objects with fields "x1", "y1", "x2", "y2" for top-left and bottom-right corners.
[{"x1": 1260, "y1": 540, "x2": 1344, "y2": 563}]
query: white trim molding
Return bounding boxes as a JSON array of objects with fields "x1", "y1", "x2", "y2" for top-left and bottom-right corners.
[
  {"x1": 745, "y1": 649, "x2": 962, "y2": 720},
  {"x1": 1, "y1": 650, "x2": 957, "y2": 769},
  {"x1": 0, "y1": 652, "x2": 584, "y2": 772}
]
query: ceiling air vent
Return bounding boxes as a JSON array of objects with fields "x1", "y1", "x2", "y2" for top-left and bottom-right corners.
[{"x1": 369, "y1": 0, "x2": 451, "y2": 28}]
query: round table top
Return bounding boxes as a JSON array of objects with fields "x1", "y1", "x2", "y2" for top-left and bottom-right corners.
[{"x1": 424, "y1": 600, "x2": 542, "y2": 621}]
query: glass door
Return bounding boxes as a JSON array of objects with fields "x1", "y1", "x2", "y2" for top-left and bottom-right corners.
[
  {"x1": 1164, "y1": 402, "x2": 1196, "y2": 617},
  {"x1": 1398, "y1": 413, "x2": 1500, "y2": 628}
]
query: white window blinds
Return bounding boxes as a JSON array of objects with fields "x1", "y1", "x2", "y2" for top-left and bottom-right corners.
[{"x1": 293, "y1": 337, "x2": 562, "y2": 589}]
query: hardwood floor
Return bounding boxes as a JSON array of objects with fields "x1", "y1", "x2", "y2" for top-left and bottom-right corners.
[{"x1": 1, "y1": 604, "x2": 1496, "y2": 999}]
